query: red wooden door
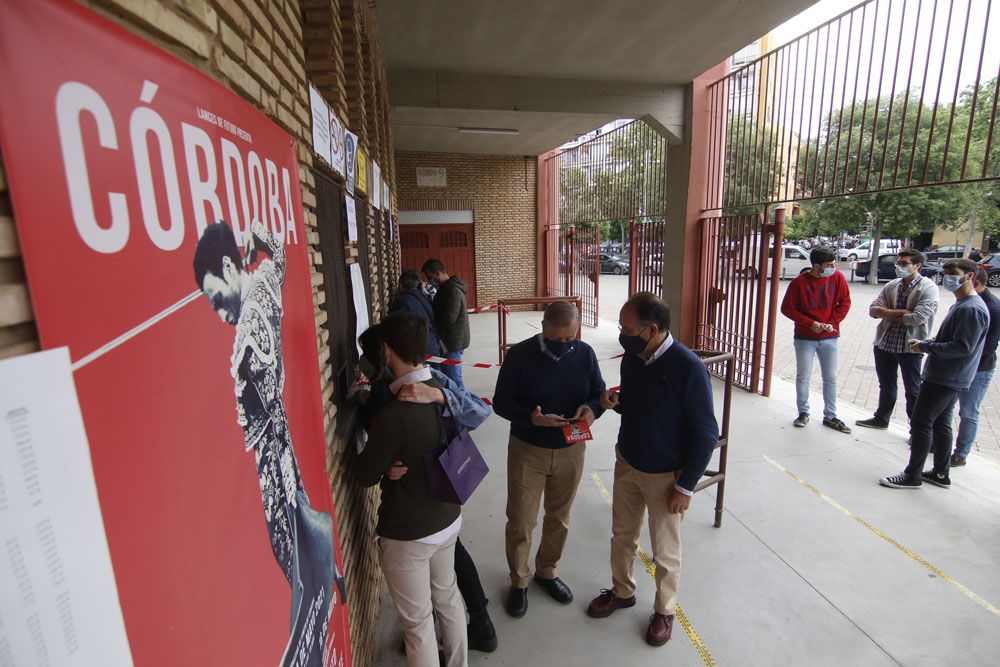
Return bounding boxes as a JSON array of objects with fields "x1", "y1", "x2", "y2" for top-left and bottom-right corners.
[{"x1": 399, "y1": 224, "x2": 477, "y2": 305}]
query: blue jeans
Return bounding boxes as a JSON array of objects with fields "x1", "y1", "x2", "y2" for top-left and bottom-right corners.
[
  {"x1": 440, "y1": 349, "x2": 464, "y2": 390},
  {"x1": 794, "y1": 337, "x2": 838, "y2": 420},
  {"x1": 955, "y1": 369, "x2": 995, "y2": 458}
]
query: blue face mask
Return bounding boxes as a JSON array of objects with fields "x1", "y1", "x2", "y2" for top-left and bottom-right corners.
[
  {"x1": 619, "y1": 333, "x2": 648, "y2": 356},
  {"x1": 942, "y1": 274, "x2": 964, "y2": 292},
  {"x1": 819, "y1": 267, "x2": 836, "y2": 278},
  {"x1": 544, "y1": 338, "x2": 572, "y2": 358}
]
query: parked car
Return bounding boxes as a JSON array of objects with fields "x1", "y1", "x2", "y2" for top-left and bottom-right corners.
[
  {"x1": 644, "y1": 253, "x2": 663, "y2": 276},
  {"x1": 923, "y1": 245, "x2": 967, "y2": 262},
  {"x1": 836, "y1": 238, "x2": 903, "y2": 263},
  {"x1": 769, "y1": 244, "x2": 813, "y2": 279},
  {"x1": 979, "y1": 254, "x2": 1000, "y2": 287},
  {"x1": 599, "y1": 253, "x2": 629, "y2": 275},
  {"x1": 854, "y1": 253, "x2": 945, "y2": 284}
]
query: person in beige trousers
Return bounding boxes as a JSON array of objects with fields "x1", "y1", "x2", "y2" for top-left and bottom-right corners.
[
  {"x1": 588, "y1": 293, "x2": 719, "y2": 647},
  {"x1": 492, "y1": 302, "x2": 607, "y2": 618}
]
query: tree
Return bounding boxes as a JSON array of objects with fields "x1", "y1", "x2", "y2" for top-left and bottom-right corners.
[
  {"x1": 795, "y1": 80, "x2": 1000, "y2": 282},
  {"x1": 723, "y1": 114, "x2": 787, "y2": 215}
]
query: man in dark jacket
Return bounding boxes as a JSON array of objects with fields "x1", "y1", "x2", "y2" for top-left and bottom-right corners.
[
  {"x1": 389, "y1": 270, "x2": 442, "y2": 358},
  {"x1": 587, "y1": 292, "x2": 718, "y2": 648},
  {"x1": 423, "y1": 258, "x2": 471, "y2": 389}
]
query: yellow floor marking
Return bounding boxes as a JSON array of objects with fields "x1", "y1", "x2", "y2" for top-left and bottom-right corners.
[
  {"x1": 968, "y1": 453, "x2": 1000, "y2": 473},
  {"x1": 763, "y1": 455, "x2": 1000, "y2": 617},
  {"x1": 591, "y1": 473, "x2": 719, "y2": 666}
]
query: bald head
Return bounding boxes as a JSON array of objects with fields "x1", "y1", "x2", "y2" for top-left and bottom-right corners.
[
  {"x1": 543, "y1": 301, "x2": 580, "y2": 327},
  {"x1": 622, "y1": 291, "x2": 670, "y2": 332}
]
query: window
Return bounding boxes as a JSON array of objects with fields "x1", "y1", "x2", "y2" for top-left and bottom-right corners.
[
  {"x1": 401, "y1": 231, "x2": 429, "y2": 249},
  {"x1": 440, "y1": 231, "x2": 468, "y2": 248}
]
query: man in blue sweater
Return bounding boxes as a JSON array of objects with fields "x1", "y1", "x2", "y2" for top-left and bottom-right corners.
[
  {"x1": 492, "y1": 301, "x2": 606, "y2": 619},
  {"x1": 880, "y1": 259, "x2": 990, "y2": 489},
  {"x1": 587, "y1": 292, "x2": 718, "y2": 648}
]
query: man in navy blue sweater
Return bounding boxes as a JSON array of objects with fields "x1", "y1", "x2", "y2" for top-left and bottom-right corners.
[
  {"x1": 492, "y1": 301, "x2": 606, "y2": 619},
  {"x1": 587, "y1": 292, "x2": 718, "y2": 648}
]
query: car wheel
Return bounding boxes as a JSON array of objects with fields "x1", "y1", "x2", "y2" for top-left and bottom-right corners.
[
  {"x1": 613, "y1": 266, "x2": 622, "y2": 275},
  {"x1": 848, "y1": 254, "x2": 858, "y2": 262},
  {"x1": 933, "y1": 272, "x2": 943, "y2": 285},
  {"x1": 989, "y1": 272, "x2": 1000, "y2": 288}
]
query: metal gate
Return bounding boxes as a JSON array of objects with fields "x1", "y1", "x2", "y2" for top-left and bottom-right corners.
[
  {"x1": 628, "y1": 217, "x2": 666, "y2": 296},
  {"x1": 696, "y1": 209, "x2": 784, "y2": 394},
  {"x1": 546, "y1": 224, "x2": 600, "y2": 327}
]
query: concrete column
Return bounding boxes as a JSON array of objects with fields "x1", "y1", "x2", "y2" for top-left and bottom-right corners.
[{"x1": 662, "y1": 62, "x2": 728, "y2": 346}]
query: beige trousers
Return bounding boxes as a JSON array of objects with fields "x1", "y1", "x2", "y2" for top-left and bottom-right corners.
[
  {"x1": 378, "y1": 534, "x2": 468, "y2": 667},
  {"x1": 505, "y1": 434, "x2": 586, "y2": 588},
  {"x1": 610, "y1": 448, "x2": 684, "y2": 616}
]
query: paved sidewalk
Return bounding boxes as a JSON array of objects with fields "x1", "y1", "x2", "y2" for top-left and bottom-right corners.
[
  {"x1": 599, "y1": 274, "x2": 1000, "y2": 464},
  {"x1": 374, "y1": 310, "x2": 1000, "y2": 666}
]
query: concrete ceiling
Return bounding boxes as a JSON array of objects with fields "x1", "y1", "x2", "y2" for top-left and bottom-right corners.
[{"x1": 377, "y1": 0, "x2": 818, "y2": 155}]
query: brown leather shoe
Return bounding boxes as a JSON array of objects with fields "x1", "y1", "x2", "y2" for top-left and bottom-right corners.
[
  {"x1": 586, "y1": 589, "x2": 636, "y2": 618},
  {"x1": 646, "y1": 613, "x2": 674, "y2": 646}
]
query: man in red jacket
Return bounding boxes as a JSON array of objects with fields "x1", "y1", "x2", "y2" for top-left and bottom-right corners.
[{"x1": 780, "y1": 246, "x2": 853, "y2": 433}]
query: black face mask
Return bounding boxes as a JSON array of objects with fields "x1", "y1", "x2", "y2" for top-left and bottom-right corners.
[{"x1": 544, "y1": 338, "x2": 572, "y2": 358}]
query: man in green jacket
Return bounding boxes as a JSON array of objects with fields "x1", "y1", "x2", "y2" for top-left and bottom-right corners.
[{"x1": 423, "y1": 258, "x2": 471, "y2": 389}]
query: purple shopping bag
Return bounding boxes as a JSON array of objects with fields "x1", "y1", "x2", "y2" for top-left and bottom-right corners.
[{"x1": 425, "y1": 411, "x2": 489, "y2": 504}]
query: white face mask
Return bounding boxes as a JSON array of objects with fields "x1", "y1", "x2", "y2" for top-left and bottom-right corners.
[
  {"x1": 819, "y1": 267, "x2": 836, "y2": 278},
  {"x1": 895, "y1": 264, "x2": 915, "y2": 279}
]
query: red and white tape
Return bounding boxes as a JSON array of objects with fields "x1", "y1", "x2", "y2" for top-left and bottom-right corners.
[{"x1": 466, "y1": 304, "x2": 502, "y2": 313}]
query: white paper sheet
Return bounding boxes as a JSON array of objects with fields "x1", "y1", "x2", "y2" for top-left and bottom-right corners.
[
  {"x1": 308, "y1": 85, "x2": 331, "y2": 166},
  {"x1": 349, "y1": 263, "x2": 370, "y2": 355},
  {"x1": 329, "y1": 112, "x2": 345, "y2": 177},
  {"x1": 345, "y1": 193, "x2": 358, "y2": 242},
  {"x1": 0, "y1": 348, "x2": 134, "y2": 667},
  {"x1": 371, "y1": 163, "x2": 381, "y2": 210}
]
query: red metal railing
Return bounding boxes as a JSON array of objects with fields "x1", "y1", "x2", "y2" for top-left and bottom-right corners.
[
  {"x1": 544, "y1": 224, "x2": 600, "y2": 327},
  {"x1": 627, "y1": 217, "x2": 666, "y2": 297},
  {"x1": 497, "y1": 296, "x2": 583, "y2": 364},
  {"x1": 695, "y1": 209, "x2": 785, "y2": 394}
]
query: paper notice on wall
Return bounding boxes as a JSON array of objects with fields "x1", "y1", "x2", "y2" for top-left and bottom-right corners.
[
  {"x1": 309, "y1": 85, "x2": 331, "y2": 166},
  {"x1": 344, "y1": 130, "x2": 358, "y2": 195},
  {"x1": 349, "y1": 262, "x2": 369, "y2": 355},
  {"x1": 345, "y1": 193, "x2": 358, "y2": 242},
  {"x1": 371, "y1": 163, "x2": 381, "y2": 210},
  {"x1": 383, "y1": 182, "x2": 390, "y2": 212},
  {"x1": 0, "y1": 348, "x2": 134, "y2": 667},
  {"x1": 329, "y1": 112, "x2": 345, "y2": 177},
  {"x1": 416, "y1": 167, "x2": 446, "y2": 187}
]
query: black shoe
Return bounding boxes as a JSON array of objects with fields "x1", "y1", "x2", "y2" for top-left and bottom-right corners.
[
  {"x1": 823, "y1": 417, "x2": 852, "y2": 434},
  {"x1": 467, "y1": 612, "x2": 498, "y2": 652},
  {"x1": 879, "y1": 472, "x2": 922, "y2": 489},
  {"x1": 533, "y1": 575, "x2": 573, "y2": 604},
  {"x1": 855, "y1": 418, "x2": 889, "y2": 430},
  {"x1": 505, "y1": 586, "x2": 527, "y2": 618},
  {"x1": 921, "y1": 470, "x2": 951, "y2": 488},
  {"x1": 793, "y1": 413, "x2": 810, "y2": 428},
  {"x1": 950, "y1": 453, "x2": 967, "y2": 467}
]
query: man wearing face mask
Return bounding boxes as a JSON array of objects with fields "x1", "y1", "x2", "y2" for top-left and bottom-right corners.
[
  {"x1": 856, "y1": 249, "x2": 939, "y2": 430},
  {"x1": 880, "y1": 259, "x2": 990, "y2": 489},
  {"x1": 780, "y1": 246, "x2": 852, "y2": 433},
  {"x1": 587, "y1": 292, "x2": 718, "y2": 648},
  {"x1": 492, "y1": 301, "x2": 606, "y2": 618}
]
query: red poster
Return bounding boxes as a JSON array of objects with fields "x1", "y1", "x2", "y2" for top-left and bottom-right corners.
[{"x1": 0, "y1": 2, "x2": 351, "y2": 666}]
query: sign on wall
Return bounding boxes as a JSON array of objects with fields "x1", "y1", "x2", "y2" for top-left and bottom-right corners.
[
  {"x1": 0, "y1": 2, "x2": 352, "y2": 666},
  {"x1": 371, "y1": 162, "x2": 381, "y2": 210},
  {"x1": 309, "y1": 84, "x2": 332, "y2": 168},
  {"x1": 330, "y1": 112, "x2": 346, "y2": 178},
  {"x1": 416, "y1": 166, "x2": 447, "y2": 187},
  {"x1": 356, "y1": 148, "x2": 369, "y2": 195},
  {"x1": 344, "y1": 130, "x2": 358, "y2": 195}
]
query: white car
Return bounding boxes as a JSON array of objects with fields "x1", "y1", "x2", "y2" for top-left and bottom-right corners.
[
  {"x1": 837, "y1": 239, "x2": 902, "y2": 263},
  {"x1": 770, "y1": 244, "x2": 813, "y2": 279}
]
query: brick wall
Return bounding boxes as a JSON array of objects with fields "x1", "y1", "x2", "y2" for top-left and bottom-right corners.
[
  {"x1": 0, "y1": 2, "x2": 394, "y2": 665},
  {"x1": 395, "y1": 151, "x2": 537, "y2": 308}
]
